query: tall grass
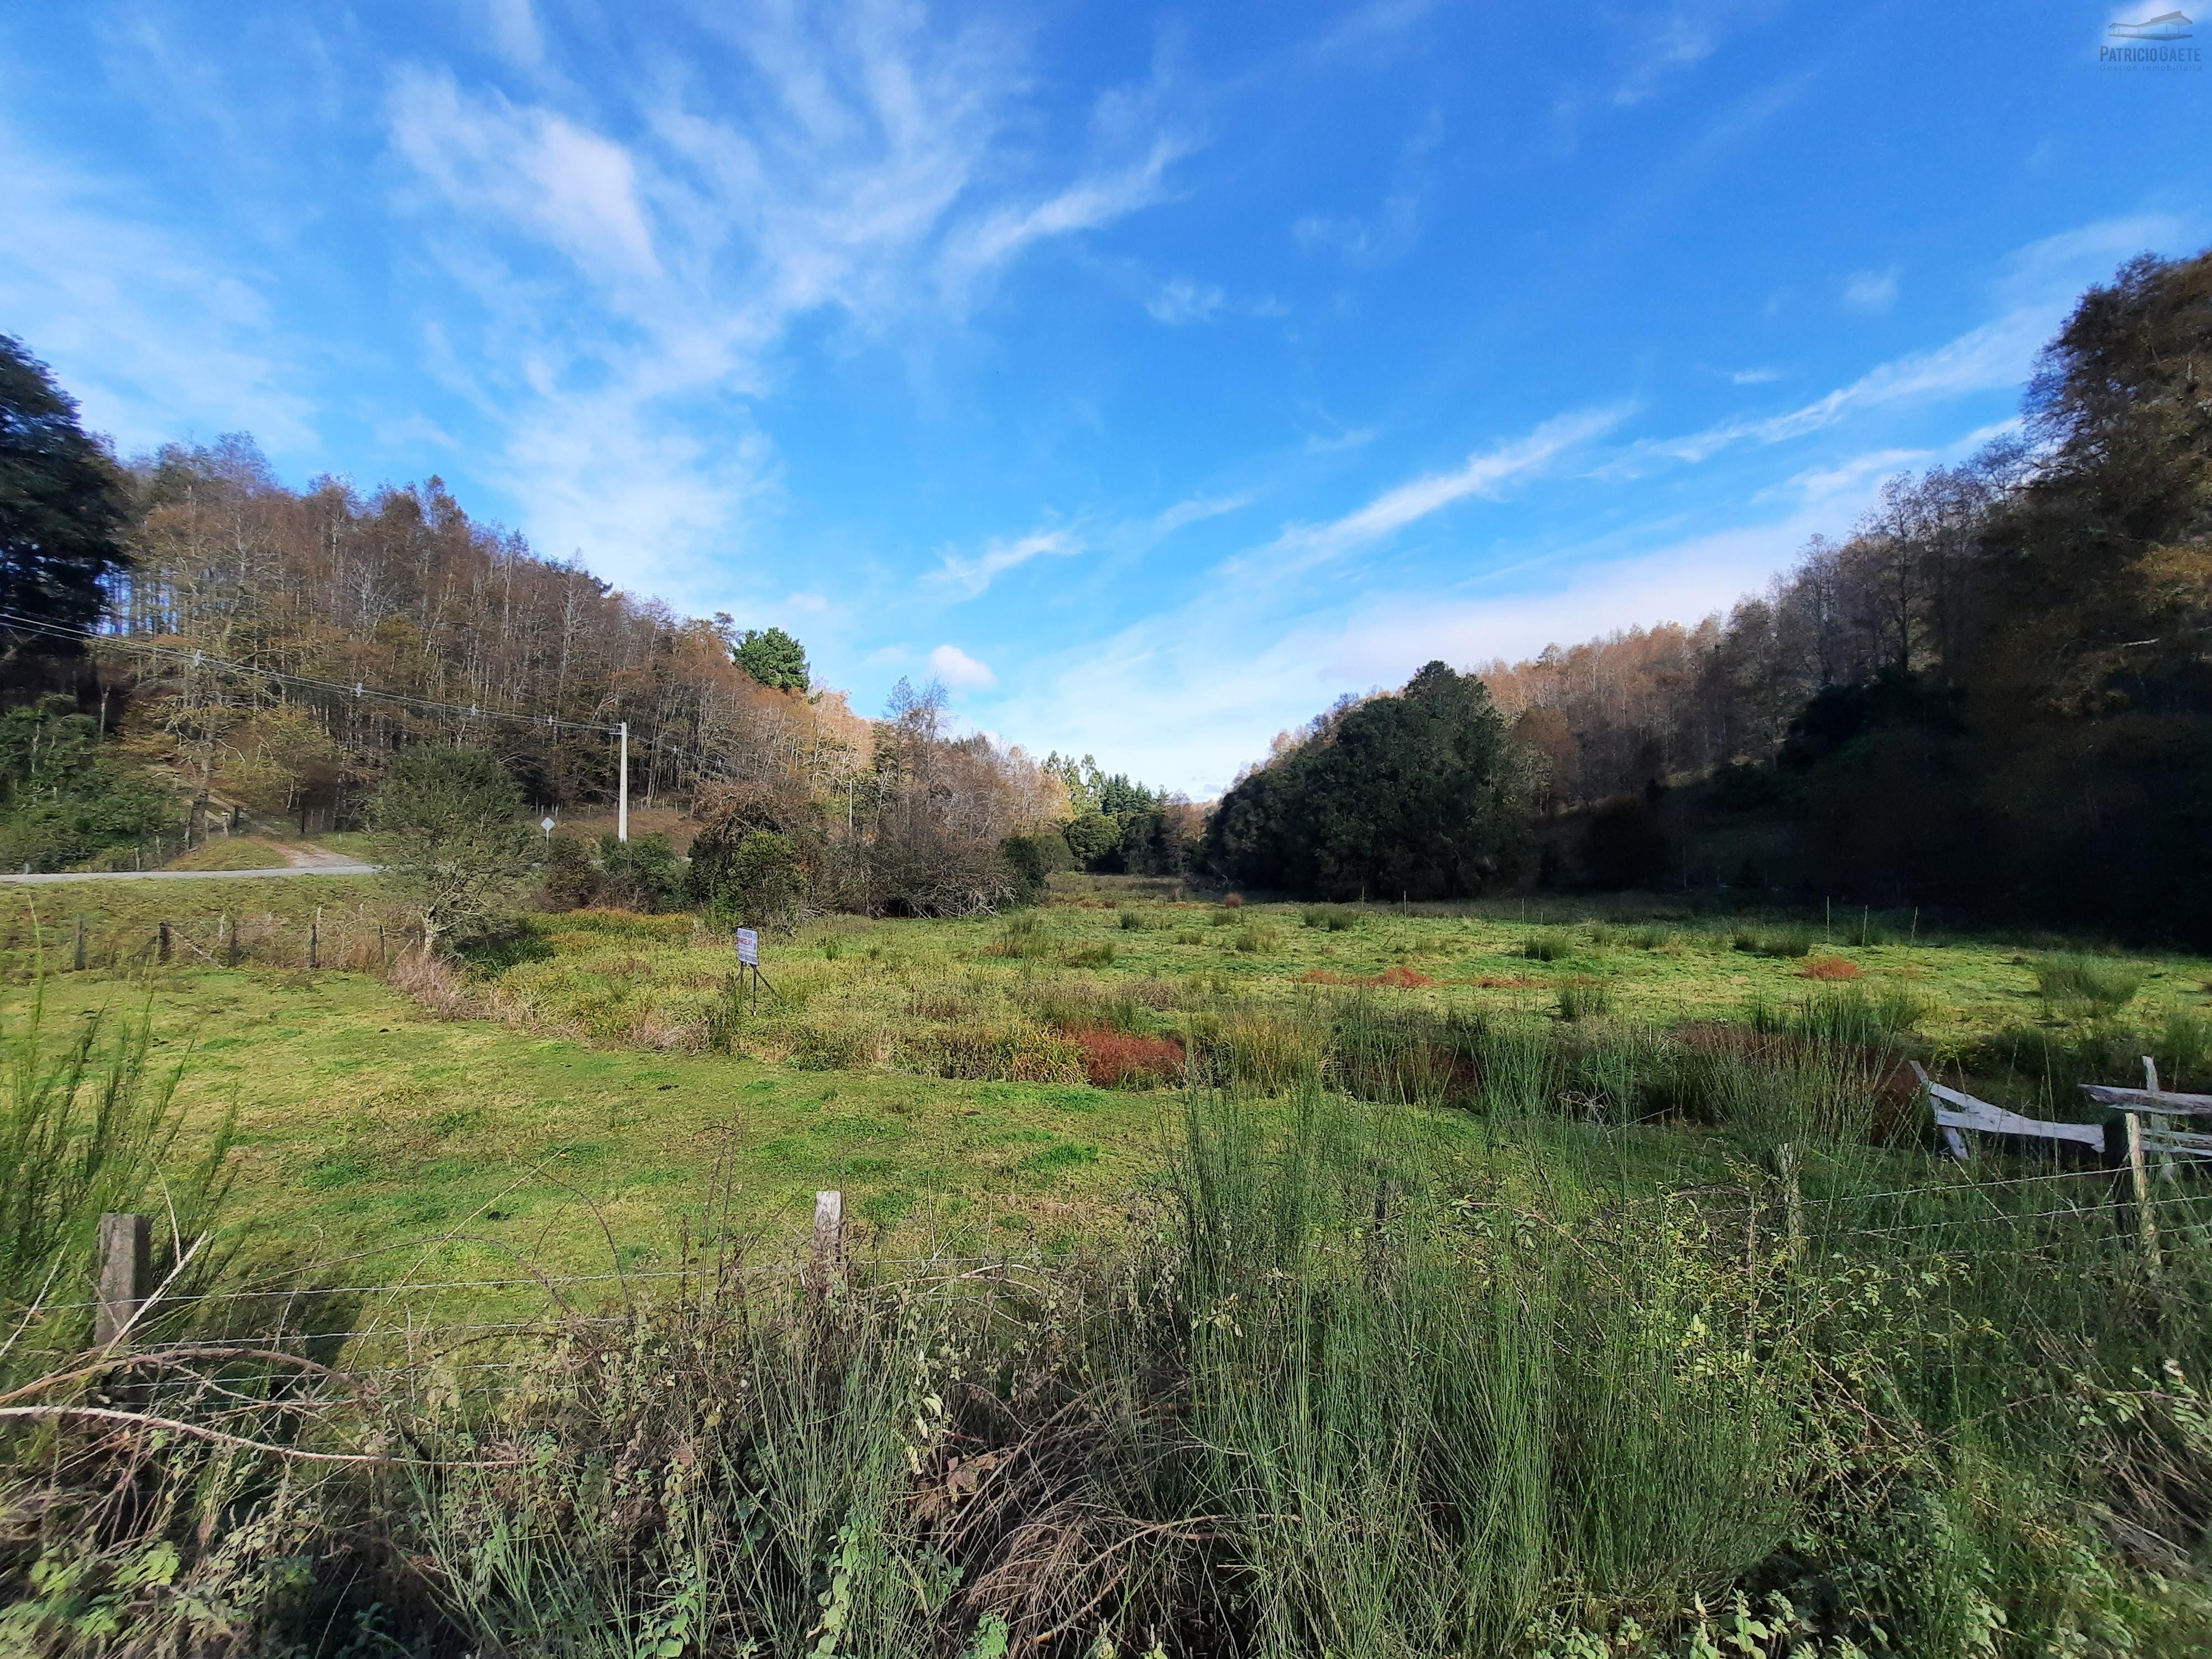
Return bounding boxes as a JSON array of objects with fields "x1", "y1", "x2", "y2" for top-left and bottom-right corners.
[
  {"x1": 1, "y1": 979, "x2": 232, "y2": 1360},
  {"x1": 2037, "y1": 953, "x2": 2145, "y2": 1017}
]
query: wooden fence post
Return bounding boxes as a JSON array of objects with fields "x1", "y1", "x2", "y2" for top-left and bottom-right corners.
[
  {"x1": 1776, "y1": 1141, "x2": 1806, "y2": 1260},
  {"x1": 156, "y1": 921, "x2": 171, "y2": 966},
  {"x1": 2125, "y1": 1113, "x2": 2161, "y2": 1277},
  {"x1": 73, "y1": 916, "x2": 85, "y2": 972},
  {"x1": 309, "y1": 909, "x2": 320, "y2": 970},
  {"x1": 95, "y1": 1213, "x2": 150, "y2": 1349},
  {"x1": 812, "y1": 1190, "x2": 844, "y2": 1297},
  {"x1": 225, "y1": 914, "x2": 238, "y2": 968}
]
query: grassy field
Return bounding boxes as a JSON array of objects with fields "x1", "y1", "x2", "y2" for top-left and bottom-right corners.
[
  {"x1": 9, "y1": 875, "x2": 2212, "y2": 1653},
  {"x1": 2, "y1": 874, "x2": 2206, "y2": 1306}
]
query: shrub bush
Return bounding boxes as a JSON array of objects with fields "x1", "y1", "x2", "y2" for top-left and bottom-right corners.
[
  {"x1": 689, "y1": 828, "x2": 800, "y2": 929},
  {"x1": 1000, "y1": 829, "x2": 1073, "y2": 902},
  {"x1": 540, "y1": 832, "x2": 600, "y2": 910},
  {"x1": 598, "y1": 832, "x2": 682, "y2": 911}
]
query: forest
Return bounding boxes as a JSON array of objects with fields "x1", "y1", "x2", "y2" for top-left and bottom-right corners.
[
  {"x1": 0, "y1": 246, "x2": 2204, "y2": 946},
  {"x1": 1212, "y1": 248, "x2": 2212, "y2": 943}
]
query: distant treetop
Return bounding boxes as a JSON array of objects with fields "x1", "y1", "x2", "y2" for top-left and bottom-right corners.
[
  {"x1": 734, "y1": 626, "x2": 810, "y2": 692},
  {"x1": 0, "y1": 333, "x2": 131, "y2": 645}
]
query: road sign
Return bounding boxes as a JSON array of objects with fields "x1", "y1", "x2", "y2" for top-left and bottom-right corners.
[
  {"x1": 540, "y1": 816, "x2": 556, "y2": 841},
  {"x1": 735, "y1": 927, "x2": 759, "y2": 966}
]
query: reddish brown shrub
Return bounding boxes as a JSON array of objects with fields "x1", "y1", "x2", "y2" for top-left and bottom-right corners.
[
  {"x1": 1373, "y1": 966, "x2": 1434, "y2": 988},
  {"x1": 1801, "y1": 956, "x2": 1861, "y2": 980},
  {"x1": 1069, "y1": 1028, "x2": 1187, "y2": 1089},
  {"x1": 1221, "y1": 893, "x2": 1246, "y2": 910}
]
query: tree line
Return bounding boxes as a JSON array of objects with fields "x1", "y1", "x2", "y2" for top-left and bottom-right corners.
[
  {"x1": 5, "y1": 244, "x2": 2206, "y2": 940},
  {"x1": 1209, "y1": 247, "x2": 2212, "y2": 940}
]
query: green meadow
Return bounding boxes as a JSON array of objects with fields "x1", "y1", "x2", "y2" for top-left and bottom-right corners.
[{"x1": 5, "y1": 873, "x2": 2207, "y2": 1299}]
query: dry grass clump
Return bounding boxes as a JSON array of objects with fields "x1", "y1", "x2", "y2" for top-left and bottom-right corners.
[
  {"x1": 1800, "y1": 956, "x2": 1861, "y2": 980},
  {"x1": 388, "y1": 948, "x2": 482, "y2": 1019},
  {"x1": 1065, "y1": 1027, "x2": 1186, "y2": 1089}
]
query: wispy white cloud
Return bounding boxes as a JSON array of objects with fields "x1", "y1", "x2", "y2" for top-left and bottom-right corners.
[
  {"x1": 483, "y1": 0, "x2": 544, "y2": 72},
  {"x1": 1153, "y1": 493, "x2": 1249, "y2": 535},
  {"x1": 1623, "y1": 305, "x2": 2058, "y2": 471},
  {"x1": 1146, "y1": 275, "x2": 1224, "y2": 324},
  {"x1": 930, "y1": 528, "x2": 1085, "y2": 599},
  {"x1": 1756, "y1": 446, "x2": 1931, "y2": 504},
  {"x1": 0, "y1": 116, "x2": 315, "y2": 454},
  {"x1": 1729, "y1": 365, "x2": 1782, "y2": 385},
  {"x1": 940, "y1": 137, "x2": 1187, "y2": 299},
  {"x1": 1843, "y1": 265, "x2": 1900, "y2": 314},
  {"x1": 376, "y1": 16, "x2": 1196, "y2": 604},
  {"x1": 928, "y1": 643, "x2": 997, "y2": 689},
  {"x1": 1612, "y1": 11, "x2": 1721, "y2": 107},
  {"x1": 1234, "y1": 406, "x2": 1627, "y2": 577},
  {"x1": 389, "y1": 67, "x2": 660, "y2": 282}
]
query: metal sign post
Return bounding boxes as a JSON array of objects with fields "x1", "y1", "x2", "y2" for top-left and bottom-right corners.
[{"x1": 734, "y1": 927, "x2": 774, "y2": 1010}]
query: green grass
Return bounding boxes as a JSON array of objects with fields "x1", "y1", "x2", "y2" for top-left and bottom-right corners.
[
  {"x1": 162, "y1": 836, "x2": 290, "y2": 871},
  {"x1": 6, "y1": 874, "x2": 2210, "y2": 1314},
  {"x1": 10, "y1": 876, "x2": 2212, "y2": 1653}
]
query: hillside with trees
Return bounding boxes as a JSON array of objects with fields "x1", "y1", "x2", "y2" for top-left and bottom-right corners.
[{"x1": 1222, "y1": 248, "x2": 2211, "y2": 942}]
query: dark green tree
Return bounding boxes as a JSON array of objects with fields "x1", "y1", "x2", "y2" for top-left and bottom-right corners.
[
  {"x1": 1061, "y1": 811, "x2": 1121, "y2": 868},
  {"x1": 0, "y1": 336, "x2": 130, "y2": 644},
  {"x1": 1206, "y1": 662, "x2": 1532, "y2": 899},
  {"x1": 1000, "y1": 827, "x2": 1074, "y2": 901},
  {"x1": 733, "y1": 627, "x2": 810, "y2": 692},
  {"x1": 368, "y1": 747, "x2": 536, "y2": 951}
]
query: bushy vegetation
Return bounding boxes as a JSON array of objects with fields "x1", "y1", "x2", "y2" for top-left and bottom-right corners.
[
  {"x1": 0, "y1": 699, "x2": 174, "y2": 872},
  {"x1": 1207, "y1": 662, "x2": 1536, "y2": 900},
  {"x1": 6, "y1": 1018, "x2": 2212, "y2": 1655}
]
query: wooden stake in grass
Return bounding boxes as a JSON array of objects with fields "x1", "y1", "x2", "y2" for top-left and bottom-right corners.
[
  {"x1": 95, "y1": 1213, "x2": 149, "y2": 1350},
  {"x1": 1776, "y1": 1141, "x2": 1805, "y2": 1261},
  {"x1": 811, "y1": 1188, "x2": 844, "y2": 1300},
  {"x1": 73, "y1": 916, "x2": 85, "y2": 972},
  {"x1": 2125, "y1": 1112, "x2": 2161, "y2": 1278}
]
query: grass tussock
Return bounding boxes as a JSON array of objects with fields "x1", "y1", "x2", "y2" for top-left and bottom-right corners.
[{"x1": 2037, "y1": 953, "x2": 2145, "y2": 1017}]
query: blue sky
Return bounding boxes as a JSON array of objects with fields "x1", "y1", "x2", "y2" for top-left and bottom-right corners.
[{"x1": 2, "y1": 2, "x2": 2205, "y2": 794}]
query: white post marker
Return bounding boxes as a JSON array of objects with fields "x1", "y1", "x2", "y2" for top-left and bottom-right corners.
[
  {"x1": 541, "y1": 815, "x2": 555, "y2": 844},
  {"x1": 617, "y1": 721, "x2": 629, "y2": 842}
]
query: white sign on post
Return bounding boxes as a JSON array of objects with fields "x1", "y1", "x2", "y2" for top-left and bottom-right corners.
[{"x1": 734, "y1": 927, "x2": 759, "y2": 966}]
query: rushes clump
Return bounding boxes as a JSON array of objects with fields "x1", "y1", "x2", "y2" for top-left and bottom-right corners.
[
  {"x1": 1556, "y1": 977, "x2": 1612, "y2": 1022},
  {"x1": 992, "y1": 912, "x2": 1052, "y2": 958},
  {"x1": 1521, "y1": 932, "x2": 1569, "y2": 963},
  {"x1": 1301, "y1": 905, "x2": 1361, "y2": 931},
  {"x1": 2037, "y1": 954, "x2": 2144, "y2": 1018}
]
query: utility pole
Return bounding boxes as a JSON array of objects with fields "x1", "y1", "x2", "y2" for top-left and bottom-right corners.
[{"x1": 617, "y1": 721, "x2": 629, "y2": 842}]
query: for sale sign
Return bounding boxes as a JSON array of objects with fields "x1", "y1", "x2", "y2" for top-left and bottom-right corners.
[{"x1": 734, "y1": 927, "x2": 759, "y2": 966}]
